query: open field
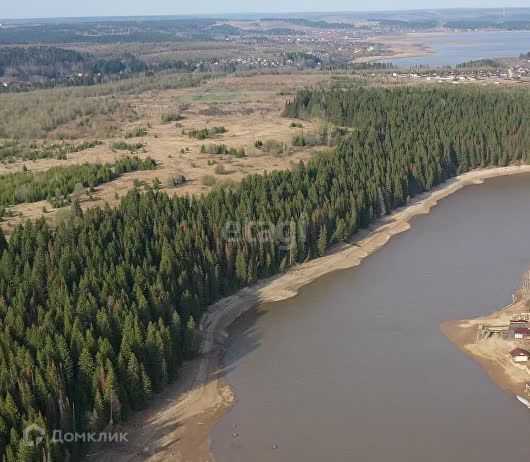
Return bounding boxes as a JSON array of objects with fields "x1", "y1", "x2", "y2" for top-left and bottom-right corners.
[
  {"x1": 1, "y1": 69, "x2": 527, "y2": 234},
  {"x1": 0, "y1": 72, "x2": 328, "y2": 232},
  {"x1": 2, "y1": 69, "x2": 528, "y2": 233}
]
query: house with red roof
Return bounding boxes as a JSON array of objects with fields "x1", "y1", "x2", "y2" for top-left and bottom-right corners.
[
  {"x1": 514, "y1": 327, "x2": 530, "y2": 340},
  {"x1": 510, "y1": 348, "x2": 530, "y2": 363}
]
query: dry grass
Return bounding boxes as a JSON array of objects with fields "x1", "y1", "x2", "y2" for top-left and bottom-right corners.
[
  {"x1": 2, "y1": 72, "x2": 525, "y2": 233},
  {"x1": 0, "y1": 73, "x2": 329, "y2": 231}
]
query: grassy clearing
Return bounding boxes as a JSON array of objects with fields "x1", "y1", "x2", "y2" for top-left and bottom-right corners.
[
  {"x1": 174, "y1": 90, "x2": 271, "y2": 104},
  {"x1": 0, "y1": 72, "x2": 212, "y2": 139}
]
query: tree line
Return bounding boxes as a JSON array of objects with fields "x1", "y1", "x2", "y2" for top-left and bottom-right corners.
[
  {"x1": 0, "y1": 156, "x2": 156, "y2": 208},
  {"x1": 0, "y1": 141, "x2": 102, "y2": 164},
  {"x1": 0, "y1": 84, "x2": 528, "y2": 460},
  {"x1": 0, "y1": 46, "x2": 148, "y2": 86}
]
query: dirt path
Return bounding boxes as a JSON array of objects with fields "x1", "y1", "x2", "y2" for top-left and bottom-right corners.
[{"x1": 92, "y1": 164, "x2": 530, "y2": 462}]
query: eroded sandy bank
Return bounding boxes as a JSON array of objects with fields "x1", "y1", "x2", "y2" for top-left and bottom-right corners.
[{"x1": 94, "y1": 164, "x2": 530, "y2": 462}]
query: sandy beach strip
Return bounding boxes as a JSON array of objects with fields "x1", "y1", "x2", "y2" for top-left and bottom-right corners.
[
  {"x1": 441, "y1": 291, "x2": 530, "y2": 398},
  {"x1": 93, "y1": 164, "x2": 530, "y2": 462}
]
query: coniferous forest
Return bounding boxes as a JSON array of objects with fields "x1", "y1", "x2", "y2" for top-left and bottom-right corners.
[
  {"x1": 0, "y1": 156, "x2": 156, "y2": 207},
  {"x1": 0, "y1": 84, "x2": 528, "y2": 460}
]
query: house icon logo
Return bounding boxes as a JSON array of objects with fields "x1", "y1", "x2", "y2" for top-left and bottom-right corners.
[{"x1": 23, "y1": 423, "x2": 45, "y2": 447}]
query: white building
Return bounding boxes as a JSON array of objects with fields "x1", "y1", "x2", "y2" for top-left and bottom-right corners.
[{"x1": 510, "y1": 348, "x2": 529, "y2": 363}]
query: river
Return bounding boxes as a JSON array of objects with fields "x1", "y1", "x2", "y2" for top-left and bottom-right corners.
[
  {"x1": 211, "y1": 173, "x2": 530, "y2": 462},
  {"x1": 381, "y1": 30, "x2": 530, "y2": 67}
]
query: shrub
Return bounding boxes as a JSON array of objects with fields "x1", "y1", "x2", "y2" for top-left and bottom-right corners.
[
  {"x1": 186, "y1": 126, "x2": 227, "y2": 139},
  {"x1": 167, "y1": 175, "x2": 187, "y2": 186},
  {"x1": 111, "y1": 141, "x2": 145, "y2": 153},
  {"x1": 214, "y1": 164, "x2": 227, "y2": 175},
  {"x1": 212, "y1": 178, "x2": 239, "y2": 192},
  {"x1": 161, "y1": 113, "x2": 183, "y2": 123},
  {"x1": 201, "y1": 144, "x2": 245, "y2": 157},
  {"x1": 261, "y1": 139, "x2": 289, "y2": 155},
  {"x1": 201, "y1": 175, "x2": 217, "y2": 186},
  {"x1": 292, "y1": 135, "x2": 306, "y2": 147},
  {"x1": 125, "y1": 127, "x2": 148, "y2": 138}
]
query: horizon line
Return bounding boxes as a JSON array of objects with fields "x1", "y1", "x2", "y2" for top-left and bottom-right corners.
[{"x1": 1, "y1": 6, "x2": 528, "y2": 22}]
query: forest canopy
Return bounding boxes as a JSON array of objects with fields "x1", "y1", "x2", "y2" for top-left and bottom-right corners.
[
  {"x1": 0, "y1": 84, "x2": 528, "y2": 460},
  {"x1": 0, "y1": 156, "x2": 156, "y2": 207}
]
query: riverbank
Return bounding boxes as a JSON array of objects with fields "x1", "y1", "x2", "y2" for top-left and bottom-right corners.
[
  {"x1": 363, "y1": 32, "x2": 435, "y2": 63},
  {"x1": 442, "y1": 291, "x2": 530, "y2": 398},
  {"x1": 94, "y1": 164, "x2": 530, "y2": 462}
]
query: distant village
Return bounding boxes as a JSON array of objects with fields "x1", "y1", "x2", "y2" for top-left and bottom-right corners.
[
  {"x1": 383, "y1": 62, "x2": 530, "y2": 84},
  {"x1": 1, "y1": 29, "x2": 528, "y2": 92}
]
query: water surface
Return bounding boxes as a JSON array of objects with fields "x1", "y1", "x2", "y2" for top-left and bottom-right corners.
[
  {"x1": 212, "y1": 174, "x2": 530, "y2": 462},
  {"x1": 382, "y1": 31, "x2": 530, "y2": 66}
]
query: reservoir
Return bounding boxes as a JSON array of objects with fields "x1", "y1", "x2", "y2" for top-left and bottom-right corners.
[
  {"x1": 381, "y1": 30, "x2": 530, "y2": 66},
  {"x1": 211, "y1": 173, "x2": 530, "y2": 462}
]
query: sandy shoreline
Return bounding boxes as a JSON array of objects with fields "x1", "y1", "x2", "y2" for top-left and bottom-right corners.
[
  {"x1": 362, "y1": 32, "x2": 435, "y2": 63},
  {"x1": 94, "y1": 164, "x2": 530, "y2": 462},
  {"x1": 441, "y1": 291, "x2": 530, "y2": 398}
]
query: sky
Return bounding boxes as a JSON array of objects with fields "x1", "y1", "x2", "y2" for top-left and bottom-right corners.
[{"x1": 0, "y1": 0, "x2": 528, "y2": 20}]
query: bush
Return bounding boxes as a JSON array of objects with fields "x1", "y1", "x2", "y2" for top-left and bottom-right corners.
[
  {"x1": 201, "y1": 175, "x2": 217, "y2": 186},
  {"x1": 292, "y1": 135, "x2": 306, "y2": 147},
  {"x1": 214, "y1": 164, "x2": 227, "y2": 175},
  {"x1": 111, "y1": 141, "x2": 145, "y2": 153},
  {"x1": 261, "y1": 139, "x2": 289, "y2": 155},
  {"x1": 166, "y1": 175, "x2": 186, "y2": 187},
  {"x1": 161, "y1": 112, "x2": 183, "y2": 123},
  {"x1": 212, "y1": 178, "x2": 239, "y2": 192},
  {"x1": 201, "y1": 144, "x2": 245, "y2": 157},
  {"x1": 186, "y1": 126, "x2": 227, "y2": 140},
  {"x1": 125, "y1": 127, "x2": 148, "y2": 138}
]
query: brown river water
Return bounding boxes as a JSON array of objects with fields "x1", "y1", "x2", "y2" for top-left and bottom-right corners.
[{"x1": 211, "y1": 173, "x2": 530, "y2": 462}]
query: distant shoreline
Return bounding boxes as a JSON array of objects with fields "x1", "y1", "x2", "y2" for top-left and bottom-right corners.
[
  {"x1": 369, "y1": 29, "x2": 530, "y2": 66},
  {"x1": 95, "y1": 164, "x2": 530, "y2": 461}
]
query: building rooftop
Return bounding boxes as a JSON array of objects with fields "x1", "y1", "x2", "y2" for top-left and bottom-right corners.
[
  {"x1": 514, "y1": 327, "x2": 530, "y2": 335},
  {"x1": 510, "y1": 348, "x2": 530, "y2": 358}
]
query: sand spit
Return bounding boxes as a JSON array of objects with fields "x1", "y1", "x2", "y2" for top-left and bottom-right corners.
[
  {"x1": 93, "y1": 164, "x2": 530, "y2": 462},
  {"x1": 442, "y1": 291, "x2": 530, "y2": 398}
]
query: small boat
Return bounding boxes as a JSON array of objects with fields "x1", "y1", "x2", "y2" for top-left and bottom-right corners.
[{"x1": 516, "y1": 395, "x2": 530, "y2": 408}]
